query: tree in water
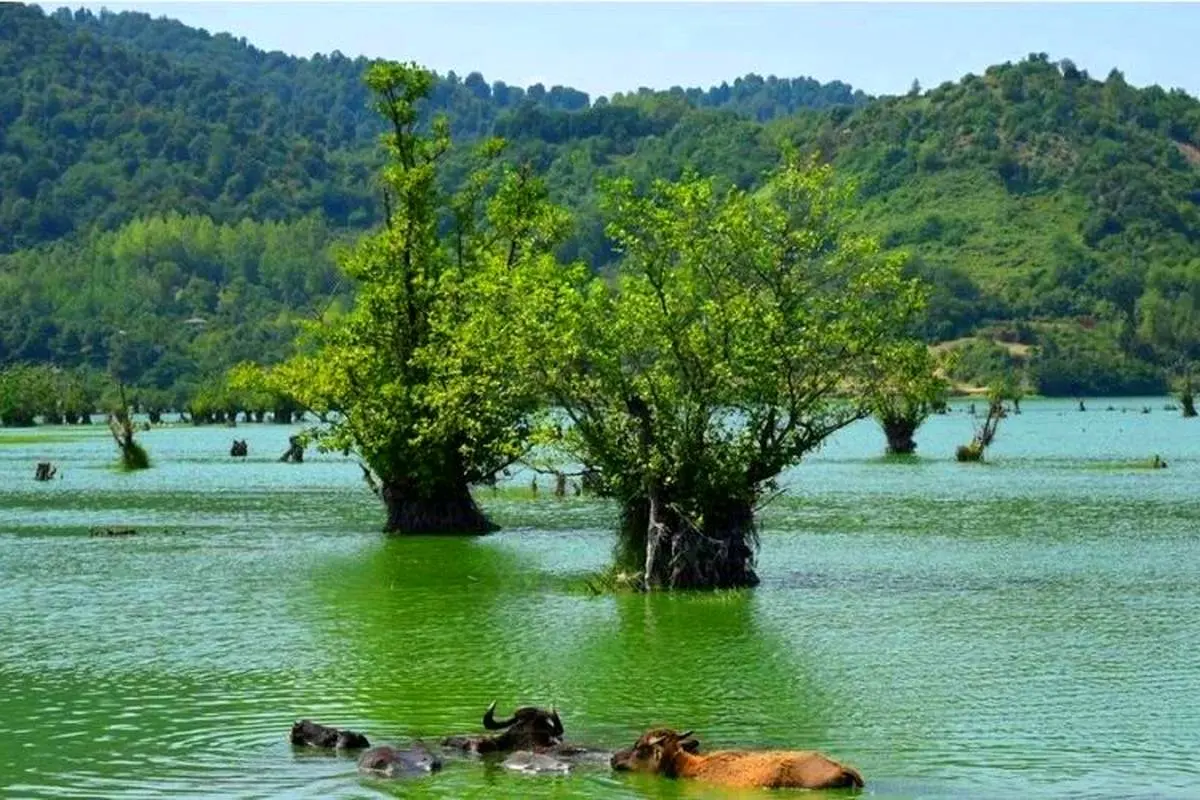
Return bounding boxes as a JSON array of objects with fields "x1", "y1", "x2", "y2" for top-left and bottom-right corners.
[
  {"x1": 955, "y1": 381, "x2": 1014, "y2": 462},
  {"x1": 272, "y1": 60, "x2": 573, "y2": 534},
  {"x1": 871, "y1": 349, "x2": 952, "y2": 455},
  {"x1": 535, "y1": 155, "x2": 927, "y2": 590},
  {"x1": 1181, "y1": 368, "x2": 1197, "y2": 418},
  {"x1": 0, "y1": 364, "x2": 54, "y2": 427},
  {"x1": 108, "y1": 384, "x2": 150, "y2": 470},
  {"x1": 225, "y1": 361, "x2": 302, "y2": 424}
]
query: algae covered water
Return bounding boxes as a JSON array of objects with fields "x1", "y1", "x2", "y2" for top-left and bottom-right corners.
[{"x1": 2, "y1": 399, "x2": 1198, "y2": 798}]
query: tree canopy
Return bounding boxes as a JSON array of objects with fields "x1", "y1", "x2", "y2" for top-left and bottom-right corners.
[{"x1": 533, "y1": 156, "x2": 928, "y2": 588}]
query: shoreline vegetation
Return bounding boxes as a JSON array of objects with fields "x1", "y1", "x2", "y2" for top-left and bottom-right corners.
[
  {"x1": 2, "y1": 5, "x2": 1198, "y2": 590},
  {"x1": 3, "y1": 6, "x2": 1200, "y2": 416}
]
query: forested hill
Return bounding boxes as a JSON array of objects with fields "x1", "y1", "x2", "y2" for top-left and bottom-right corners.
[
  {"x1": 2, "y1": 2, "x2": 1199, "y2": 406},
  {"x1": 771, "y1": 55, "x2": 1200, "y2": 395},
  {"x1": 56, "y1": 6, "x2": 869, "y2": 129},
  {"x1": 1, "y1": 3, "x2": 870, "y2": 252}
]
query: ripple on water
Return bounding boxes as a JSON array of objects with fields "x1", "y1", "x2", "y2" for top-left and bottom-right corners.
[{"x1": 3, "y1": 408, "x2": 1200, "y2": 798}]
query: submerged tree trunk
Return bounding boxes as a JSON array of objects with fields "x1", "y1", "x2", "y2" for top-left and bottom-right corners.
[
  {"x1": 380, "y1": 476, "x2": 498, "y2": 536},
  {"x1": 279, "y1": 435, "x2": 305, "y2": 462},
  {"x1": 620, "y1": 494, "x2": 759, "y2": 590},
  {"x1": 108, "y1": 412, "x2": 150, "y2": 470},
  {"x1": 1182, "y1": 388, "x2": 1197, "y2": 418},
  {"x1": 880, "y1": 415, "x2": 919, "y2": 455}
]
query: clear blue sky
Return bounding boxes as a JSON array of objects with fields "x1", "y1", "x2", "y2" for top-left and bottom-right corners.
[{"x1": 68, "y1": 2, "x2": 1200, "y2": 100}]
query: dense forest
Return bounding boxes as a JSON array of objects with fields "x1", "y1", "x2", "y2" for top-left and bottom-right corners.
[{"x1": 1, "y1": 2, "x2": 1198, "y2": 413}]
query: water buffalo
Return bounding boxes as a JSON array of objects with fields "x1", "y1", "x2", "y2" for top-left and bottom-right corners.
[
  {"x1": 610, "y1": 728, "x2": 864, "y2": 791},
  {"x1": 357, "y1": 743, "x2": 443, "y2": 778},
  {"x1": 290, "y1": 719, "x2": 370, "y2": 750},
  {"x1": 442, "y1": 701, "x2": 565, "y2": 755}
]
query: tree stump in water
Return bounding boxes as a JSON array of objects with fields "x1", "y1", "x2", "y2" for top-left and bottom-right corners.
[
  {"x1": 108, "y1": 411, "x2": 150, "y2": 470},
  {"x1": 1182, "y1": 390, "x2": 1197, "y2": 418},
  {"x1": 34, "y1": 462, "x2": 57, "y2": 481},
  {"x1": 554, "y1": 472, "x2": 567, "y2": 497},
  {"x1": 279, "y1": 435, "x2": 304, "y2": 463},
  {"x1": 580, "y1": 469, "x2": 601, "y2": 496},
  {"x1": 955, "y1": 442, "x2": 984, "y2": 462}
]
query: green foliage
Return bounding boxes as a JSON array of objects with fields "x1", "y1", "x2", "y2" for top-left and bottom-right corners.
[
  {"x1": 4, "y1": 7, "x2": 1200, "y2": 401},
  {"x1": 538, "y1": 155, "x2": 928, "y2": 587},
  {"x1": 118, "y1": 437, "x2": 151, "y2": 471},
  {"x1": 0, "y1": 4, "x2": 383, "y2": 251},
  {"x1": 0, "y1": 211, "x2": 348, "y2": 407},
  {"x1": 0, "y1": 363, "x2": 96, "y2": 425},
  {"x1": 870, "y1": 348, "x2": 952, "y2": 454},
  {"x1": 272, "y1": 61, "x2": 577, "y2": 532},
  {"x1": 946, "y1": 338, "x2": 1025, "y2": 388},
  {"x1": 1031, "y1": 324, "x2": 1167, "y2": 396}
]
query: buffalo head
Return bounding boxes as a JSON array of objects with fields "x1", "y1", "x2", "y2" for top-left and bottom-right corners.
[
  {"x1": 482, "y1": 700, "x2": 564, "y2": 748},
  {"x1": 610, "y1": 728, "x2": 700, "y2": 776},
  {"x1": 443, "y1": 701, "x2": 565, "y2": 754}
]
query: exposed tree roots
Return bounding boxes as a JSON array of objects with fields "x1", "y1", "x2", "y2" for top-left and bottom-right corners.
[{"x1": 617, "y1": 494, "x2": 759, "y2": 590}]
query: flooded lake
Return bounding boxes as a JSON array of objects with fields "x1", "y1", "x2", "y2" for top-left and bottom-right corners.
[{"x1": 2, "y1": 398, "x2": 1197, "y2": 798}]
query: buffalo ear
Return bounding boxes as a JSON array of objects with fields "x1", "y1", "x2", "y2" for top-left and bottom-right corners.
[{"x1": 680, "y1": 737, "x2": 701, "y2": 754}]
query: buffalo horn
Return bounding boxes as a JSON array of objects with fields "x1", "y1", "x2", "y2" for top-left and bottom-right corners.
[
  {"x1": 549, "y1": 707, "x2": 564, "y2": 737},
  {"x1": 482, "y1": 701, "x2": 517, "y2": 730}
]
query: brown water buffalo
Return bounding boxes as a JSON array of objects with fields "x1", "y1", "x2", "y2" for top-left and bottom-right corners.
[
  {"x1": 357, "y1": 743, "x2": 443, "y2": 778},
  {"x1": 442, "y1": 701, "x2": 565, "y2": 755},
  {"x1": 290, "y1": 719, "x2": 370, "y2": 750},
  {"x1": 610, "y1": 728, "x2": 864, "y2": 791}
]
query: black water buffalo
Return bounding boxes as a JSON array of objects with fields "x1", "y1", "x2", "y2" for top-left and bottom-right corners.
[
  {"x1": 290, "y1": 719, "x2": 370, "y2": 750},
  {"x1": 357, "y1": 743, "x2": 443, "y2": 777},
  {"x1": 442, "y1": 701, "x2": 566, "y2": 755}
]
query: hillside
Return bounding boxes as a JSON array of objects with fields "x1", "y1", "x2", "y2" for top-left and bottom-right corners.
[{"x1": 1, "y1": 4, "x2": 1198, "y2": 406}]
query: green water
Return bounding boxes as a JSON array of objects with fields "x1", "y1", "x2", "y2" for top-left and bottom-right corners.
[{"x1": 2, "y1": 399, "x2": 1198, "y2": 798}]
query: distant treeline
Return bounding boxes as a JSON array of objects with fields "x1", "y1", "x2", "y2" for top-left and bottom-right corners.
[{"x1": 1, "y1": 5, "x2": 1197, "y2": 400}]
